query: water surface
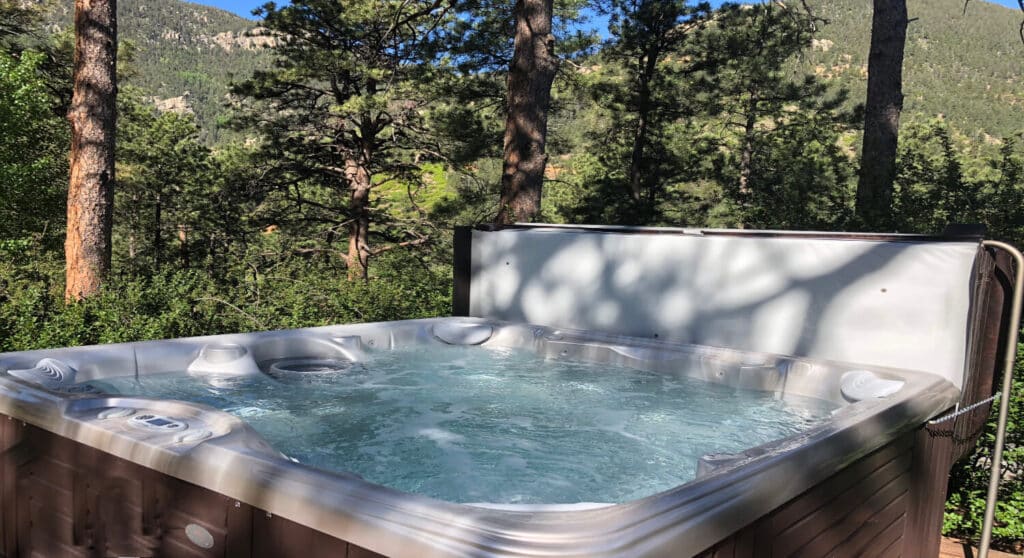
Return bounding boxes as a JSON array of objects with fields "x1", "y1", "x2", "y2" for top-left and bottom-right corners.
[{"x1": 88, "y1": 345, "x2": 837, "y2": 504}]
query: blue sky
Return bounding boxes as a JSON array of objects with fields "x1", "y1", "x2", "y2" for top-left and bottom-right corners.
[
  {"x1": 194, "y1": 0, "x2": 1023, "y2": 20},
  {"x1": 192, "y1": 0, "x2": 274, "y2": 19}
]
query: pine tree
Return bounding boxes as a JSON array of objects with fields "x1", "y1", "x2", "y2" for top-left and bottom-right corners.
[
  {"x1": 65, "y1": 0, "x2": 117, "y2": 300},
  {"x1": 601, "y1": 0, "x2": 709, "y2": 220},
  {"x1": 231, "y1": 0, "x2": 460, "y2": 280},
  {"x1": 693, "y1": 3, "x2": 854, "y2": 228},
  {"x1": 116, "y1": 92, "x2": 214, "y2": 274}
]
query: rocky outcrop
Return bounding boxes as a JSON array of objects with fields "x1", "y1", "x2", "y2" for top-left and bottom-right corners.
[
  {"x1": 152, "y1": 92, "x2": 194, "y2": 115},
  {"x1": 209, "y1": 29, "x2": 279, "y2": 52}
]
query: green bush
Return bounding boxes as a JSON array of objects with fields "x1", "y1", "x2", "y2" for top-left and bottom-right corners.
[
  {"x1": 0, "y1": 251, "x2": 452, "y2": 353},
  {"x1": 943, "y1": 342, "x2": 1024, "y2": 552}
]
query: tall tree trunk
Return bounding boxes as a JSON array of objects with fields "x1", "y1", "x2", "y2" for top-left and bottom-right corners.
[
  {"x1": 153, "y1": 191, "x2": 162, "y2": 268},
  {"x1": 856, "y1": 0, "x2": 907, "y2": 229},
  {"x1": 736, "y1": 91, "x2": 759, "y2": 229},
  {"x1": 65, "y1": 0, "x2": 117, "y2": 301},
  {"x1": 628, "y1": 53, "x2": 658, "y2": 203},
  {"x1": 177, "y1": 224, "x2": 189, "y2": 269},
  {"x1": 345, "y1": 157, "x2": 371, "y2": 281},
  {"x1": 738, "y1": 91, "x2": 759, "y2": 197},
  {"x1": 627, "y1": 109, "x2": 649, "y2": 201},
  {"x1": 127, "y1": 190, "x2": 137, "y2": 275},
  {"x1": 496, "y1": 0, "x2": 557, "y2": 224}
]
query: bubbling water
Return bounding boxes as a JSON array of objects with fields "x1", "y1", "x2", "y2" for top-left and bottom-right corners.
[{"x1": 87, "y1": 345, "x2": 837, "y2": 505}]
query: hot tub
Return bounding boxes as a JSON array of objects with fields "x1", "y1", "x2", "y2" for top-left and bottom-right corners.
[
  {"x1": 0, "y1": 225, "x2": 1015, "y2": 558},
  {"x1": 0, "y1": 318, "x2": 961, "y2": 557}
]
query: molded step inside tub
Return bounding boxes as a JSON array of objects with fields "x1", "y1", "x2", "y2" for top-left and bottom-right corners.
[
  {"x1": 7, "y1": 358, "x2": 77, "y2": 390},
  {"x1": 840, "y1": 370, "x2": 905, "y2": 402},
  {"x1": 432, "y1": 321, "x2": 494, "y2": 345}
]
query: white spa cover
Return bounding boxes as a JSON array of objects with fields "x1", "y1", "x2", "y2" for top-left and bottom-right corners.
[{"x1": 468, "y1": 227, "x2": 980, "y2": 389}]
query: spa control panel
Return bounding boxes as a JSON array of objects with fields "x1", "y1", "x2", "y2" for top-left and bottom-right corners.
[
  {"x1": 92, "y1": 406, "x2": 214, "y2": 445},
  {"x1": 129, "y1": 413, "x2": 187, "y2": 431}
]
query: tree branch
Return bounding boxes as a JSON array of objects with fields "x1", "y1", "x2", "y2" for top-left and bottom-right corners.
[{"x1": 367, "y1": 236, "x2": 430, "y2": 256}]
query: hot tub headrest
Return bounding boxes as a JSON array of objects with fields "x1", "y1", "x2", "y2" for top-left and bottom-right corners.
[
  {"x1": 432, "y1": 322, "x2": 494, "y2": 345},
  {"x1": 464, "y1": 226, "x2": 982, "y2": 389},
  {"x1": 7, "y1": 358, "x2": 78, "y2": 390}
]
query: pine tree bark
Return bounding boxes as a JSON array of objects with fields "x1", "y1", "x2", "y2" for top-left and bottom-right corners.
[
  {"x1": 177, "y1": 224, "x2": 189, "y2": 269},
  {"x1": 856, "y1": 0, "x2": 907, "y2": 229},
  {"x1": 738, "y1": 91, "x2": 759, "y2": 197},
  {"x1": 627, "y1": 52, "x2": 658, "y2": 203},
  {"x1": 627, "y1": 109, "x2": 648, "y2": 201},
  {"x1": 65, "y1": 0, "x2": 117, "y2": 300},
  {"x1": 345, "y1": 157, "x2": 372, "y2": 281},
  {"x1": 496, "y1": 0, "x2": 557, "y2": 224},
  {"x1": 153, "y1": 191, "x2": 163, "y2": 268}
]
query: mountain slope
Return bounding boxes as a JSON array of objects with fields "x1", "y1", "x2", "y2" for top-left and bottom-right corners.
[
  {"x1": 803, "y1": 0, "x2": 1024, "y2": 140},
  {"x1": 34, "y1": 0, "x2": 1024, "y2": 144},
  {"x1": 41, "y1": 0, "x2": 272, "y2": 143}
]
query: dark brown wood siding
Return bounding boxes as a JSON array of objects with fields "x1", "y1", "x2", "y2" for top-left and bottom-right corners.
[
  {"x1": 0, "y1": 420, "x2": 384, "y2": 558},
  {"x1": 699, "y1": 432, "x2": 916, "y2": 558}
]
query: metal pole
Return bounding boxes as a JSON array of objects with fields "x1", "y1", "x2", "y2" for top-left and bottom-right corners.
[{"x1": 978, "y1": 240, "x2": 1023, "y2": 558}]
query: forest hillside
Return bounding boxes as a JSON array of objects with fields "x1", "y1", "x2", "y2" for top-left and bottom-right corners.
[
  {"x1": 804, "y1": 0, "x2": 1024, "y2": 139},
  {"x1": 34, "y1": 0, "x2": 271, "y2": 142},
  {"x1": 24, "y1": 0, "x2": 1024, "y2": 144}
]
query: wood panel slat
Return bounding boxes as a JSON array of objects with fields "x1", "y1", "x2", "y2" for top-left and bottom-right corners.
[
  {"x1": 771, "y1": 438, "x2": 911, "y2": 532},
  {"x1": 829, "y1": 492, "x2": 908, "y2": 557},
  {"x1": 862, "y1": 513, "x2": 907, "y2": 558},
  {"x1": 772, "y1": 453, "x2": 912, "y2": 556},
  {"x1": 783, "y1": 471, "x2": 909, "y2": 557},
  {"x1": 699, "y1": 433, "x2": 923, "y2": 558},
  {"x1": 252, "y1": 512, "x2": 350, "y2": 558}
]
